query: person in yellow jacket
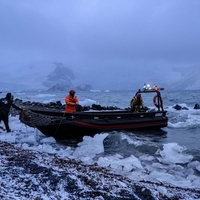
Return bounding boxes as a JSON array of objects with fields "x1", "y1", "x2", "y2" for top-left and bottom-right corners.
[
  {"x1": 65, "y1": 90, "x2": 79, "y2": 113},
  {"x1": 130, "y1": 93, "x2": 145, "y2": 112}
]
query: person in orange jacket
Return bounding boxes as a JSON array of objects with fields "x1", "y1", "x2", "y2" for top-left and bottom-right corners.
[{"x1": 65, "y1": 89, "x2": 79, "y2": 113}]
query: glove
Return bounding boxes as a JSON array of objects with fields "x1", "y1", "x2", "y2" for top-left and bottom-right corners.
[{"x1": 74, "y1": 104, "x2": 79, "y2": 110}]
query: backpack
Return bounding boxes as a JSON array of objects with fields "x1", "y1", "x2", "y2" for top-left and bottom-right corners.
[{"x1": 0, "y1": 98, "x2": 10, "y2": 115}]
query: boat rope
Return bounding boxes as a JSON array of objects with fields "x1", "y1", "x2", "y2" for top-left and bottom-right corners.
[
  {"x1": 53, "y1": 112, "x2": 67, "y2": 137},
  {"x1": 19, "y1": 109, "x2": 67, "y2": 137}
]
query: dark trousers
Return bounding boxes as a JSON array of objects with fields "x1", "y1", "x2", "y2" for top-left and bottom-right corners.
[{"x1": 0, "y1": 114, "x2": 9, "y2": 131}]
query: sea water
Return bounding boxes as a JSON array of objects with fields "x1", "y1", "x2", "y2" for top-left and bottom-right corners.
[
  {"x1": 0, "y1": 89, "x2": 200, "y2": 189},
  {"x1": 13, "y1": 89, "x2": 200, "y2": 150}
]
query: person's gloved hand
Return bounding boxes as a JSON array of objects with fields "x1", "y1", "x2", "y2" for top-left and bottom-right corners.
[{"x1": 74, "y1": 104, "x2": 79, "y2": 110}]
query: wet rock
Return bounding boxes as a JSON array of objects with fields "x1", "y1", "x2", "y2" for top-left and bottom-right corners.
[
  {"x1": 194, "y1": 103, "x2": 200, "y2": 109},
  {"x1": 12, "y1": 100, "x2": 123, "y2": 116},
  {"x1": 172, "y1": 104, "x2": 182, "y2": 110},
  {"x1": 0, "y1": 141, "x2": 199, "y2": 200},
  {"x1": 92, "y1": 104, "x2": 103, "y2": 110},
  {"x1": 172, "y1": 104, "x2": 189, "y2": 110}
]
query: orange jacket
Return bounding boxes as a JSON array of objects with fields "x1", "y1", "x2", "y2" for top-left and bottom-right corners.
[{"x1": 65, "y1": 94, "x2": 79, "y2": 113}]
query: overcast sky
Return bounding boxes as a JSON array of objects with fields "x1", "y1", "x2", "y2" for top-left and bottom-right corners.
[{"x1": 1, "y1": 0, "x2": 200, "y2": 89}]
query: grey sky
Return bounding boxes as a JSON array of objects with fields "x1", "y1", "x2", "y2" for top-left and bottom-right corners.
[{"x1": 1, "y1": 0, "x2": 200, "y2": 89}]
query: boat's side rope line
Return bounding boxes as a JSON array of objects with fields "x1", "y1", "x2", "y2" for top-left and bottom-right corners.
[
  {"x1": 19, "y1": 109, "x2": 68, "y2": 137},
  {"x1": 53, "y1": 112, "x2": 66, "y2": 137}
]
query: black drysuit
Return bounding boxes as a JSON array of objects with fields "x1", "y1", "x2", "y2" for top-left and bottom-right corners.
[{"x1": 0, "y1": 97, "x2": 21, "y2": 132}]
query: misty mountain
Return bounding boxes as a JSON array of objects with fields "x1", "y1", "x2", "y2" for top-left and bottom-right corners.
[
  {"x1": 0, "y1": 62, "x2": 76, "y2": 91},
  {"x1": 0, "y1": 62, "x2": 200, "y2": 91},
  {"x1": 43, "y1": 62, "x2": 75, "y2": 88},
  {"x1": 170, "y1": 65, "x2": 200, "y2": 90}
]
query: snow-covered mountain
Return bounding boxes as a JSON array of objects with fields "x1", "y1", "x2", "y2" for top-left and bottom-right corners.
[
  {"x1": 170, "y1": 65, "x2": 200, "y2": 90},
  {"x1": 0, "y1": 62, "x2": 200, "y2": 91},
  {"x1": 0, "y1": 62, "x2": 75, "y2": 91}
]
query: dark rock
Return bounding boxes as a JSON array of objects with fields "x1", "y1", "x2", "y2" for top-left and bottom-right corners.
[
  {"x1": 172, "y1": 104, "x2": 182, "y2": 110},
  {"x1": 173, "y1": 104, "x2": 189, "y2": 110},
  {"x1": 12, "y1": 99, "x2": 124, "y2": 116},
  {"x1": 1, "y1": 141, "x2": 199, "y2": 200},
  {"x1": 82, "y1": 106, "x2": 90, "y2": 111},
  {"x1": 194, "y1": 103, "x2": 200, "y2": 109},
  {"x1": 106, "y1": 106, "x2": 121, "y2": 110},
  {"x1": 56, "y1": 101, "x2": 62, "y2": 106},
  {"x1": 92, "y1": 104, "x2": 103, "y2": 110}
]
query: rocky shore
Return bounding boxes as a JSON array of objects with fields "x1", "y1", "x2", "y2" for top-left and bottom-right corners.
[
  {"x1": 1, "y1": 141, "x2": 200, "y2": 200},
  {"x1": 12, "y1": 99, "x2": 200, "y2": 116},
  {"x1": 5, "y1": 99, "x2": 200, "y2": 199},
  {"x1": 13, "y1": 98, "x2": 124, "y2": 112}
]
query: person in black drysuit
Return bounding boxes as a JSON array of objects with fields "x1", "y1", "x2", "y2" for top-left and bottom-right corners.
[{"x1": 0, "y1": 93, "x2": 22, "y2": 132}]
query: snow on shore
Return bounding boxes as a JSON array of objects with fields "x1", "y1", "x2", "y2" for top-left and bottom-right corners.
[{"x1": 0, "y1": 141, "x2": 200, "y2": 200}]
